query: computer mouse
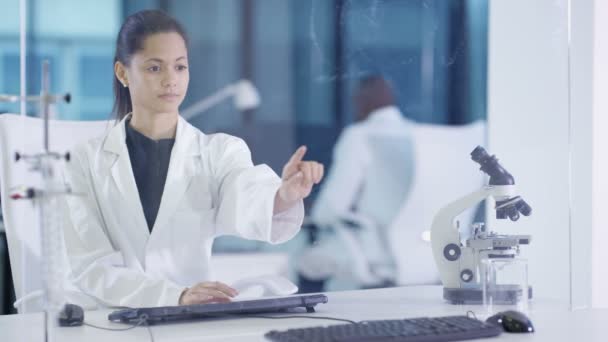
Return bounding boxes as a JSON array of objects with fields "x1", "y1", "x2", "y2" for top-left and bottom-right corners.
[
  {"x1": 231, "y1": 275, "x2": 298, "y2": 299},
  {"x1": 486, "y1": 310, "x2": 534, "y2": 333},
  {"x1": 58, "y1": 303, "x2": 84, "y2": 327}
]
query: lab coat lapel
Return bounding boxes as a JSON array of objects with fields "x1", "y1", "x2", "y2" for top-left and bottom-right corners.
[
  {"x1": 103, "y1": 116, "x2": 150, "y2": 248},
  {"x1": 149, "y1": 116, "x2": 199, "y2": 241}
]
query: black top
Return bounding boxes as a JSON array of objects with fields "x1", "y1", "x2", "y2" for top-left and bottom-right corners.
[{"x1": 125, "y1": 118, "x2": 175, "y2": 232}]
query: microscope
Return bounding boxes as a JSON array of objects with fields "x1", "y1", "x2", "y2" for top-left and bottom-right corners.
[{"x1": 431, "y1": 146, "x2": 532, "y2": 304}]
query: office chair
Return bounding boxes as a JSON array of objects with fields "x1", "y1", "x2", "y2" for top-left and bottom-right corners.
[
  {"x1": 298, "y1": 120, "x2": 486, "y2": 290},
  {"x1": 387, "y1": 120, "x2": 486, "y2": 286}
]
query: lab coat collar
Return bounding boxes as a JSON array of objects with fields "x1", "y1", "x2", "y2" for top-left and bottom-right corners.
[
  {"x1": 366, "y1": 106, "x2": 405, "y2": 124},
  {"x1": 103, "y1": 114, "x2": 149, "y2": 247},
  {"x1": 102, "y1": 114, "x2": 200, "y2": 255}
]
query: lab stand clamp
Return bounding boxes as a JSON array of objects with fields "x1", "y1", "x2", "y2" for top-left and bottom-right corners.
[
  {"x1": 431, "y1": 146, "x2": 533, "y2": 305},
  {"x1": 2, "y1": 60, "x2": 74, "y2": 316}
]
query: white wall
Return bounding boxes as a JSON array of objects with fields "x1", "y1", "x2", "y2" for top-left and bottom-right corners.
[
  {"x1": 487, "y1": 0, "x2": 570, "y2": 302},
  {"x1": 570, "y1": 0, "x2": 594, "y2": 310},
  {"x1": 567, "y1": 0, "x2": 608, "y2": 310},
  {"x1": 591, "y1": 0, "x2": 608, "y2": 308}
]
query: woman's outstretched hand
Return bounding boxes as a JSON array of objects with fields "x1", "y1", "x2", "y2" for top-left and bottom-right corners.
[{"x1": 275, "y1": 146, "x2": 324, "y2": 213}]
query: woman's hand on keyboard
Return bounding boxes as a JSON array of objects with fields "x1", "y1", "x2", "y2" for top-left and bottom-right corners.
[{"x1": 179, "y1": 281, "x2": 239, "y2": 305}]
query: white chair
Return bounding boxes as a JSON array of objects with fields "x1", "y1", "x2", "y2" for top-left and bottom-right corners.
[
  {"x1": 297, "y1": 120, "x2": 486, "y2": 290},
  {"x1": 387, "y1": 120, "x2": 486, "y2": 285},
  {"x1": 0, "y1": 114, "x2": 111, "y2": 312}
]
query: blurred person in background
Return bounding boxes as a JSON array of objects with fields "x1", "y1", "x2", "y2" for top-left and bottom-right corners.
[{"x1": 298, "y1": 75, "x2": 415, "y2": 291}]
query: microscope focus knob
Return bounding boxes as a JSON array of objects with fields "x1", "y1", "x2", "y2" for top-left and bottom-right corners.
[
  {"x1": 443, "y1": 244, "x2": 461, "y2": 261},
  {"x1": 460, "y1": 269, "x2": 474, "y2": 283}
]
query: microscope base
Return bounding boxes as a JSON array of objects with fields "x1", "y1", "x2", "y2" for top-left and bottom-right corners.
[{"x1": 443, "y1": 285, "x2": 533, "y2": 305}]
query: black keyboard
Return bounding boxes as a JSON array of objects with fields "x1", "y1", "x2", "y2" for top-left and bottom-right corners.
[
  {"x1": 108, "y1": 294, "x2": 328, "y2": 325},
  {"x1": 265, "y1": 315, "x2": 502, "y2": 342}
]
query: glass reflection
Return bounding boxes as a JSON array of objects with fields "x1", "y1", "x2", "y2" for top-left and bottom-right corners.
[{"x1": 0, "y1": 0, "x2": 572, "y2": 313}]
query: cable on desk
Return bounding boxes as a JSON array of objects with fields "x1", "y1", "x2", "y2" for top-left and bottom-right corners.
[
  {"x1": 232, "y1": 307, "x2": 488, "y2": 327},
  {"x1": 243, "y1": 314, "x2": 357, "y2": 324},
  {"x1": 82, "y1": 320, "x2": 143, "y2": 331},
  {"x1": 143, "y1": 319, "x2": 155, "y2": 342},
  {"x1": 83, "y1": 315, "x2": 154, "y2": 342},
  {"x1": 175, "y1": 311, "x2": 359, "y2": 325}
]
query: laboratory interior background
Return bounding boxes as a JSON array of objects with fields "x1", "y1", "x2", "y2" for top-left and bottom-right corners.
[{"x1": 0, "y1": 0, "x2": 605, "y2": 315}]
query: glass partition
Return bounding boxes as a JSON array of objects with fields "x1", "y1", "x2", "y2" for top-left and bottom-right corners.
[{"x1": 0, "y1": 0, "x2": 573, "y2": 315}]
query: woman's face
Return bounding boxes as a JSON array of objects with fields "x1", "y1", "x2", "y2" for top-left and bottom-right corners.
[{"x1": 118, "y1": 32, "x2": 189, "y2": 116}]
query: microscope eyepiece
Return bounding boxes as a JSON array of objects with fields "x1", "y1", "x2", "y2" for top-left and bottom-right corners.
[
  {"x1": 471, "y1": 146, "x2": 532, "y2": 220},
  {"x1": 470, "y1": 146, "x2": 490, "y2": 164},
  {"x1": 470, "y1": 146, "x2": 514, "y2": 186}
]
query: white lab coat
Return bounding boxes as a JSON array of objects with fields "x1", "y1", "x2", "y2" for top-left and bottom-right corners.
[
  {"x1": 305, "y1": 106, "x2": 414, "y2": 287},
  {"x1": 61, "y1": 115, "x2": 304, "y2": 308},
  {"x1": 311, "y1": 106, "x2": 414, "y2": 229}
]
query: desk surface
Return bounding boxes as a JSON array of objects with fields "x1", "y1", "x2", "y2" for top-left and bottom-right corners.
[{"x1": 1, "y1": 286, "x2": 606, "y2": 341}]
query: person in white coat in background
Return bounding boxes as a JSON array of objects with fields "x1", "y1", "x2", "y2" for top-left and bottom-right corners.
[
  {"x1": 61, "y1": 10, "x2": 324, "y2": 308},
  {"x1": 300, "y1": 75, "x2": 414, "y2": 290}
]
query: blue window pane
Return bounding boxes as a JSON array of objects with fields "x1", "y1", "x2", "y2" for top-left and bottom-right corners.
[
  {"x1": 3, "y1": 54, "x2": 58, "y2": 116},
  {"x1": 2, "y1": 54, "x2": 20, "y2": 94},
  {"x1": 27, "y1": 55, "x2": 58, "y2": 94},
  {"x1": 80, "y1": 56, "x2": 113, "y2": 98}
]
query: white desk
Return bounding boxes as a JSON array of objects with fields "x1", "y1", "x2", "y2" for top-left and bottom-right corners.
[{"x1": 0, "y1": 286, "x2": 606, "y2": 341}]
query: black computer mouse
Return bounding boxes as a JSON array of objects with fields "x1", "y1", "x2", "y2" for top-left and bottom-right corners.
[
  {"x1": 486, "y1": 310, "x2": 534, "y2": 333},
  {"x1": 58, "y1": 303, "x2": 84, "y2": 327}
]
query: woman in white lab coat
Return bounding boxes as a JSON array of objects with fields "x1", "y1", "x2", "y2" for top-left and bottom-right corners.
[{"x1": 62, "y1": 10, "x2": 323, "y2": 308}]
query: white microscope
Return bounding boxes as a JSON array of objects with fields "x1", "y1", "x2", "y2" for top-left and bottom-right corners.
[{"x1": 431, "y1": 146, "x2": 532, "y2": 304}]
